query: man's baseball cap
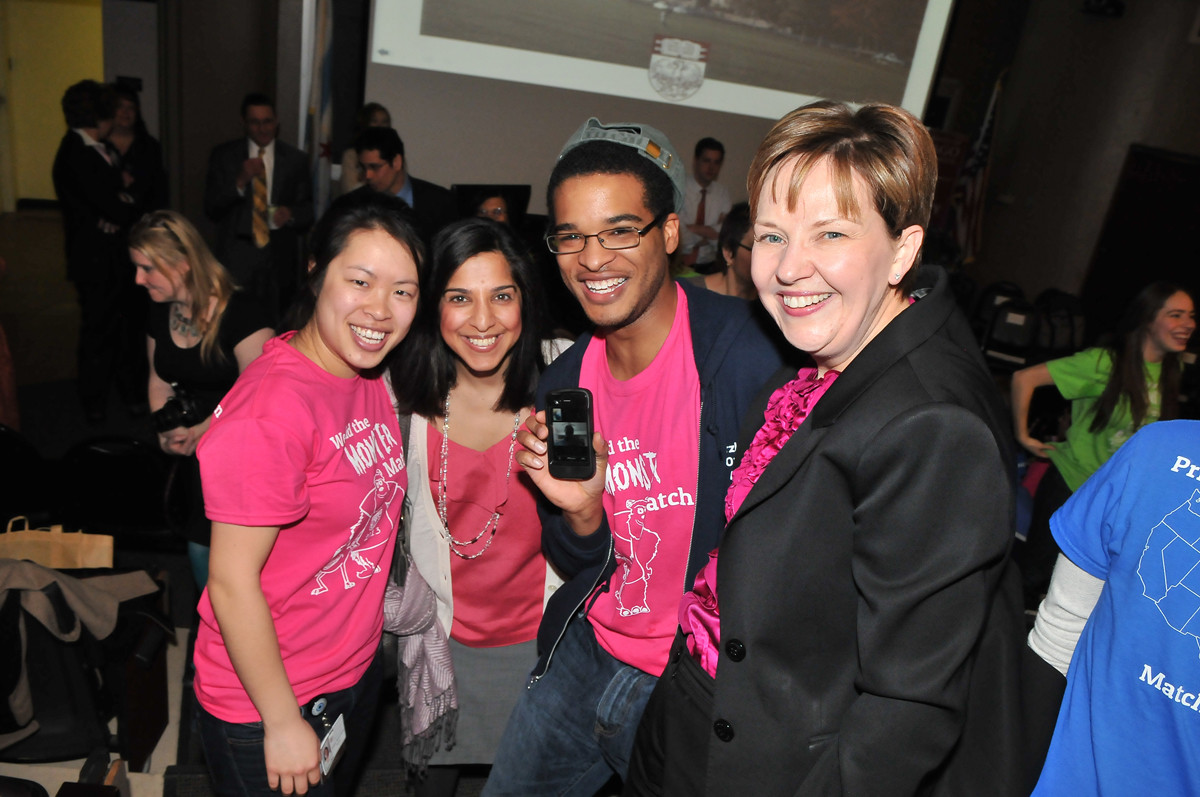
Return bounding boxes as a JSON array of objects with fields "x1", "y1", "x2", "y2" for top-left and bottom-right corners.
[{"x1": 557, "y1": 118, "x2": 686, "y2": 214}]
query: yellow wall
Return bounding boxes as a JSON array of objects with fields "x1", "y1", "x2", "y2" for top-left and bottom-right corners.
[{"x1": 3, "y1": 0, "x2": 103, "y2": 201}]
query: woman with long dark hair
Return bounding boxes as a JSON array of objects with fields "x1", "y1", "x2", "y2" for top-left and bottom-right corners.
[
  {"x1": 1011, "y1": 281, "x2": 1195, "y2": 608},
  {"x1": 388, "y1": 217, "x2": 564, "y2": 795}
]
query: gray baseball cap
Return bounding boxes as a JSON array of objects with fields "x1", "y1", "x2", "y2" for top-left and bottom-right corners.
[{"x1": 557, "y1": 117, "x2": 686, "y2": 214}]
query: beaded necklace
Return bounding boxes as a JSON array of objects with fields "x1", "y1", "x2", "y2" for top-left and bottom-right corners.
[{"x1": 436, "y1": 393, "x2": 521, "y2": 559}]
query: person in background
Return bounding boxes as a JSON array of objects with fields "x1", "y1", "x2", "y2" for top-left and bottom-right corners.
[
  {"x1": 204, "y1": 92, "x2": 314, "y2": 323},
  {"x1": 109, "y1": 85, "x2": 168, "y2": 216},
  {"x1": 1027, "y1": 419, "x2": 1200, "y2": 794},
  {"x1": 352, "y1": 126, "x2": 457, "y2": 246},
  {"x1": 472, "y1": 191, "x2": 510, "y2": 226},
  {"x1": 1011, "y1": 282, "x2": 1195, "y2": 610},
  {"x1": 484, "y1": 118, "x2": 787, "y2": 796},
  {"x1": 389, "y1": 217, "x2": 565, "y2": 796},
  {"x1": 686, "y1": 202, "x2": 754, "y2": 300},
  {"x1": 51, "y1": 79, "x2": 144, "y2": 424},
  {"x1": 679, "y1": 137, "x2": 731, "y2": 275},
  {"x1": 339, "y1": 102, "x2": 391, "y2": 196},
  {"x1": 194, "y1": 191, "x2": 421, "y2": 797},
  {"x1": 129, "y1": 210, "x2": 273, "y2": 588},
  {"x1": 624, "y1": 100, "x2": 1025, "y2": 796}
]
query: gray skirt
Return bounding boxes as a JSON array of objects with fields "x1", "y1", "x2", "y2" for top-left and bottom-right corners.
[{"x1": 429, "y1": 637, "x2": 537, "y2": 765}]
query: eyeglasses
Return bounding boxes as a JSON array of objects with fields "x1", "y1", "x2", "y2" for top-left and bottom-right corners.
[
  {"x1": 477, "y1": 207, "x2": 507, "y2": 219},
  {"x1": 545, "y1": 211, "x2": 668, "y2": 254},
  {"x1": 737, "y1": 242, "x2": 752, "y2": 253}
]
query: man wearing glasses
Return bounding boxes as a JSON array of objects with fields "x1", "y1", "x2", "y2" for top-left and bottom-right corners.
[
  {"x1": 351, "y1": 125, "x2": 456, "y2": 245},
  {"x1": 484, "y1": 119, "x2": 788, "y2": 796}
]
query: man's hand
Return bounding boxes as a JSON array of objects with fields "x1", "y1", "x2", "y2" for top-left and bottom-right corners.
[
  {"x1": 238, "y1": 156, "x2": 267, "y2": 189},
  {"x1": 272, "y1": 206, "x2": 292, "y2": 228},
  {"x1": 516, "y1": 410, "x2": 608, "y2": 536}
]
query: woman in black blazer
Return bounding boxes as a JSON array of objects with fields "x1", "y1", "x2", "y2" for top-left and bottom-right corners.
[{"x1": 624, "y1": 102, "x2": 1026, "y2": 796}]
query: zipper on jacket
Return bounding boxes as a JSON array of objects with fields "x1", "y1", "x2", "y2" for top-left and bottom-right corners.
[
  {"x1": 528, "y1": 534, "x2": 614, "y2": 686},
  {"x1": 682, "y1": 398, "x2": 704, "y2": 593}
]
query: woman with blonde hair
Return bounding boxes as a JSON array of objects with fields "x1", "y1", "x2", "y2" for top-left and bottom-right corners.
[{"x1": 130, "y1": 210, "x2": 273, "y2": 586}]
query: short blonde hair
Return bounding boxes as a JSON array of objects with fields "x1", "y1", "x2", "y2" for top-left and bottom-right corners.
[
  {"x1": 129, "y1": 210, "x2": 236, "y2": 364},
  {"x1": 748, "y1": 101, "x2": 937, "y2": 292}
]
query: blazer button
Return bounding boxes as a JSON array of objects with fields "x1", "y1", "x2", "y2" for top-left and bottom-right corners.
[
  {"x1": 713, "y1": 719, "x2": 734, "y2": 742},
  {"x1": 725, "y1": 639, "x2": 746, "y2": 661}
]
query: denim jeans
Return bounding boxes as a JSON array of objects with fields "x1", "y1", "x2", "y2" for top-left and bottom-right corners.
[
  {"x1": 483, "y1": 614, "x2": 659, "y2": 797},
  {"x1": 196, "y1": 651, "x2": 382, "y2": 797}
]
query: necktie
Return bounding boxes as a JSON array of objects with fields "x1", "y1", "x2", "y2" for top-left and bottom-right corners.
[
  {"x1": 695, "y1": 187, "x2": 707, "y2": 226},
  {"x1": 252, "y1": 147, "x2": 269, "y2": 248}
]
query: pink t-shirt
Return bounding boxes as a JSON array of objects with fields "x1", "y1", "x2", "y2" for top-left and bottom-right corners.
[
  {"x1": 680, "y1": 367, "x2": 838, "y2": 677},
  {"x1": 580, "y1": 284, "x2": 701, "y2": 676},
  {"x1": 428, "y1": 428, "x2": 545, "y2": 647},
  {"x1": 194, "y1": 333, "x2": 406, "y2": 722}
]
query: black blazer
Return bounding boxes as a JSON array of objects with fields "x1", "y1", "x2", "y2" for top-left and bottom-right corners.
[
  {"x1": 409, "y1": 176, "x2": 456, "y2": 234},
  {"x1": 51, "y1": 131, "x2": 135, "y2": 282},
  {"x1": 345, "y1": 177, "x2": 456, "y2": 250},
  {"x1": 203, "y1": 137, "x2": 313, "y2": 269},
  {"x1": 705, "y1": 268, "x2": 1026, "y2": 796}
]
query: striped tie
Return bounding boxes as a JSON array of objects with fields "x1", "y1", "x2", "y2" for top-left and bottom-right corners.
[{"x1": 252, "y1": 147, "x2": 269, "y2": 248}]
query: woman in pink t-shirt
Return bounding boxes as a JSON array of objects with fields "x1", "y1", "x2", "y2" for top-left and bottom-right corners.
[
  {"x1": 389, "y1": 217, "x2": 563, "y2": 796},
  {"x1": 195, "y1": 191, "x2": 422, "y2": 797}
]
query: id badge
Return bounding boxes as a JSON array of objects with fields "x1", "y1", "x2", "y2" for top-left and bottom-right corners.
[{"x1": 319, "y1": 714, "x2": 346, "y2": 777}]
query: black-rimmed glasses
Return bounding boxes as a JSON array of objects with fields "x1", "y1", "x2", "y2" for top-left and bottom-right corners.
[{"x1": 545, "y1": 211, "x2": 668, "y2": 254}]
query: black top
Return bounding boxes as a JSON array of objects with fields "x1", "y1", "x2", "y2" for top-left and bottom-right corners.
[
  {"x1": 149, "y1": 290, "x2": 273, "y2": 420},
  {"x1": 116, "y1": 131, "x2": 168, "y2": 218}
]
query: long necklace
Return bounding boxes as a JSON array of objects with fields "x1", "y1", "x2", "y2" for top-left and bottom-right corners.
[{"x1": 437, "y1": 393, "x2": 521, "y2": 560}]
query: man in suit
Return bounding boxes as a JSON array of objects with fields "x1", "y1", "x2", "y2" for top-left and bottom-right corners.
[
  {"x1": 679, "y1": 137, "x2": 731, "y2": 274},
  {"x1": 52, "y1": 79, "x2": 145, "y2": 424},
  {"x1": 204, "y1": 93, "x2": 313, "y2": 321},
  {"x1": 352, "y1": 126, "x2": 456, "y2": 245}
]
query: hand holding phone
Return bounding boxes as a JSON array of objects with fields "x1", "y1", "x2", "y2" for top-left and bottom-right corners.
[{"x1": 515, "y1": 389, "x2": 607, "y2": 535}]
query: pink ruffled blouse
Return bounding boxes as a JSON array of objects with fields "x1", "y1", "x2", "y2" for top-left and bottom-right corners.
[{"x1": 679, "y1": 367, "x2": 839, "y2": 677}]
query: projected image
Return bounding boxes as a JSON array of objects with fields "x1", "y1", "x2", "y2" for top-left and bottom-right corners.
[
  {"x1": 372, "y1": 0, "x2": 951, "y2": 118},
  {"x1": 420, "y1": 0, "x2": 924, "y2": 105}
]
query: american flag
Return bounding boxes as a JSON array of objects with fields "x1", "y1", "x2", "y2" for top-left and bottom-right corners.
[{"x1": 952, "y1": 74, "x2": 1004, "y2": 264}]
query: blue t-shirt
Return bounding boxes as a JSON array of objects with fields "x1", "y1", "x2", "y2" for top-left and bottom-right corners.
[{"x1": 1034, "y1": 420, "x2": 1200, "y2": 795}]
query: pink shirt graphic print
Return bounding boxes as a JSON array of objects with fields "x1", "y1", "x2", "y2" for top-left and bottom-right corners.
[
  {"x1": 194, "y1": 334, "x2": 406, "y2": 721},
  {"x1": 580, "y1": 284, "x2": 701, "y2": 676}
]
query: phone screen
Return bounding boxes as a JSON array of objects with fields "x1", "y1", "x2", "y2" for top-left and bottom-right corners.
[{"x1": 547, "y1": 389, "x2": 595, "y2": 479}]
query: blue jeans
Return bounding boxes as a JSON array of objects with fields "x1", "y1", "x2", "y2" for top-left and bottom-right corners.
[
  {"x1": 196, "y1": 651, "x2": 382, "y2": 797},
  {"x1": 483, "y1": 614, "x2": 659, "y2": 797}
]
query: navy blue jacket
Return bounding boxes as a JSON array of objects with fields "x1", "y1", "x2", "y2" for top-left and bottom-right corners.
[{"x1": 530, "y1": 280, "x2": 793, "y2": 678}]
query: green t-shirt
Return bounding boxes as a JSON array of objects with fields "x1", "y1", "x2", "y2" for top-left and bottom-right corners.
[{"x1": 1045, "y1": 347, "x2": 1162, "y2": 491}]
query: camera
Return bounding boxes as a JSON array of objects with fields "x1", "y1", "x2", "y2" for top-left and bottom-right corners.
[{"x1": 151, "y1": 384, "x2": 202, "y2": 433}]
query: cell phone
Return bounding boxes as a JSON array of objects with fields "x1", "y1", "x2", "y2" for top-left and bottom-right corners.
[{"x1": 546, "y1": 388, "x2": 596, "y2": 480}]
